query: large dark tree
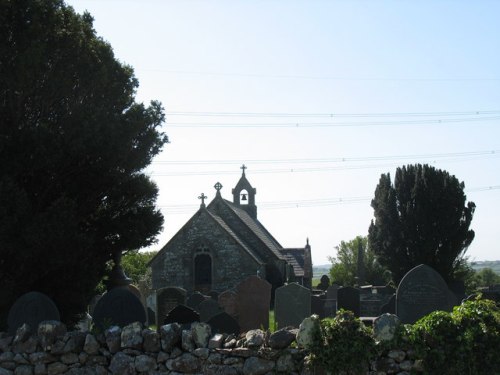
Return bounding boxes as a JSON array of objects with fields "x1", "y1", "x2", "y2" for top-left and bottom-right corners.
[
  {"x1": 368, "y1": 164, "x2": 475, "y2": 284},
  {"x1": 0, "y1": 0, "x2": 168, "y2": 329}
]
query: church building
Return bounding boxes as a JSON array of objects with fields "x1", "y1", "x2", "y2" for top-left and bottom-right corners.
[{"x1": 149, "y1": 166, "x2": 313, "y2": 294}]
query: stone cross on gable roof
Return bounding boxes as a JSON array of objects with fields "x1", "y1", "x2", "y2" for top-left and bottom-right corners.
[
  {"x1": 198, "y1": 193, "x2": 207, "y2": 207},
  {"x1": 214, "y1": 182, "x2": 223, "y2": 193}
]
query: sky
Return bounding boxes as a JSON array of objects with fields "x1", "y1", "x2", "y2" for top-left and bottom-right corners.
[{"x1": 67, "y1": 0, "x2": 500, "y2": 265}]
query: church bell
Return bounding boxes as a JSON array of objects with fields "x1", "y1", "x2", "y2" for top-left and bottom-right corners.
[{"x1": 241, "y1": 193, "x2": 247, "y2": 201}]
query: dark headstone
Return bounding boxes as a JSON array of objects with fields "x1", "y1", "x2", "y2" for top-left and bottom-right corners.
[
  {"x1": 317, "y1": 275, "x2": 330, "y2": 291},
  {"x1": 275, "y1": 283, "x2": 311, "y2": 328},
  {"x1": 337, "y1": 286, "x2": 360, "y2": 317},
  {"x1": 147, "y1": 307, "x2": 156, "y2": 326},
  {"x1": 324, "y1": 284, "x2": 340, "y2": 317},
  {"x1": 186, "y1": 292, "x2": 207, "y2": 310},
  {"x1": 206, "y1": 312, "x2": 240, "y2": 335},
  {"x1": 311, "y1": 295, "x2": 326, "y2": 319},
  {"x1": 198, "y1": 298, "x2": 223, "y2": 322},
  {"x1": 396, "y1": 264, "x2": 453, "y2": 324},
  {"x1": 92, "y1": 287, "x2": 146, "y2": 330},
  {"x1": 163, "y1": 304, "x2": 200, "y2": 330},
  {"x1": 7, "y1": 291, "x2": 60, "y2": 335},
  {"x1": 380, "y1": 294, "x2": 396, "y2": 315},
  {"x1": 218, "y1": 290, "x2": 238, "y2": 318},
  {"x1": 156, "y1": 287, "x2": 186, "y2": 327},
  {"x1": 236, "y1": 276, "x2": 271, "y2": 332}
]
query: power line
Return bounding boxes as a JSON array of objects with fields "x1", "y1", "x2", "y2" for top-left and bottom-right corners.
[
  {"x1": 166, "y1": 110, "x2": 500, "y2": 118},
  {"x1": 157, "y1": 185, "x2": 500, "y2": 214},
  {"x1": 137, "y1": 68, "x2": 500, "y2": 82},
  {"x1": 151, "y1": 149, "x2": 500, "y2": 167}
]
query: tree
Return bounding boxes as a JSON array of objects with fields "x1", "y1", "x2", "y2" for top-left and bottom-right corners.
[
  {"x1": 475, "y1": 268, "x2": 500, "y2": 287},
  {"x1": 121, "y1": 251, "x2": 158, "y2": 286},
  {"x1": 328, "y1": 236, "x2": 391, "y2": 286},
  {"x1": 0, "y1": 0, "x2": 168, "y2": 328},
  {"x1": 368, "y1": 164, "x2": 475, "y2": 284}
]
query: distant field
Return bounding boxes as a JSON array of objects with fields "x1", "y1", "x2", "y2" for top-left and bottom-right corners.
[{"x1": 312, "y1": 261, "x2": 500, "y2": 283}]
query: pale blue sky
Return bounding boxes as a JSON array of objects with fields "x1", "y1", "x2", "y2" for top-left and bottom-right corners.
[{"x1": 68, "y1": 0, "x2": 500, "y2": 264}]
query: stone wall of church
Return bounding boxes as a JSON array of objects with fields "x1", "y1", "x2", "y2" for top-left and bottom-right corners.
[{"x1": 151, "y1": 209, "x2": 261, "y2": 293}]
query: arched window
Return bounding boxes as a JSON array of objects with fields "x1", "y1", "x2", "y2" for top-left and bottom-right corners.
[{"x1": 194, "y1": 245, "x2": 212, "y2": 292}]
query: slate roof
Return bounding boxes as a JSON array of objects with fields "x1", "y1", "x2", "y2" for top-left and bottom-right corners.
[
  {"x1": 279, "y1": 248, "x2": 306, "y2": 277},
  {"x1": 207, "y1": 197, "x2": 286, "y2": 261}
]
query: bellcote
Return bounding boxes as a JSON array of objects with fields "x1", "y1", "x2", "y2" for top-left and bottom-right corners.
[{"x1": 232, "y1": 164, "x2": 257, "y2": 219}]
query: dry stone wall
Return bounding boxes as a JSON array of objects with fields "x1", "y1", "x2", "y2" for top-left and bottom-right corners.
[{"x1": 0, "y1": 319, "x2": 423, "y2": 375}]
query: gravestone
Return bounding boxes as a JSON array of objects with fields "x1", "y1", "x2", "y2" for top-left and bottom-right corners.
[
  {"x1": 206, "y1": 312, "x2": 240, "y2": 335},
  {"x1": 156, "y1": 287, "x2": 186, "y2": 327},
  {"x1": 186, "y1": 292, "x2": 207, "y2": 310},
  {"x1": 163, "y1": 304, "x2": 200, "y2": 329},
  {"x1": 236, "y1": 276, "x2": 271, "y2": 332},
  {"x1": 218, "y1": 290, "x2": 238, "y2": 318},
  {"x1": 311, "y1": 295, "x2": 326, "y2": 318},
  {"x1": 317, "y1": 275, "x2": 330, "y2": 291},
  {"x1": 324, "y1": 284, "x2": 340, "y2": 317},
  {"x1": 198, "y1": 298, "x2": 223, "y2": 322},
  {"x1": 337, "y1": 286, "x2": 360, "y2": 317},
  {"x1": 7, "y1": 291, "x2": 61, "y2": 335},
  {"x1": 396, "y1": 264, "x2": 453, "y2": 324},
  {"x1": 92, "y1": 287, "x2": 146, "y2": 330},
  {"x1": 275, "y1": 283, "x2": 311, "y2": 328}
]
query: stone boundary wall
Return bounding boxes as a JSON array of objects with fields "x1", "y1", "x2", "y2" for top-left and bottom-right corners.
[{"x1": 0, "y1": 320, "x2": 422, "y2": 375}]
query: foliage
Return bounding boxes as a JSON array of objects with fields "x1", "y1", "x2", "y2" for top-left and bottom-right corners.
[
  {"x1": 475, "y1": 267, "x2": 500, "y2": 287},
  {"x1": 407, "y1": 298, "x2": 500, "y2": 374},
  {"x1": 368, "y1": 164, "x2": 475, "y2": 284},
  {"x1": 121, "y1": 250, "x2": 157, "y2": 286},
  {"x1": 309, "y1": 310, "x2": 376, "y2": 374},
  {"x1": 328, "y1": 236, "x2": 391, "y2": 286},
  {"x1": 0, "y1": 0, "x2": 168, "y2": 329}
]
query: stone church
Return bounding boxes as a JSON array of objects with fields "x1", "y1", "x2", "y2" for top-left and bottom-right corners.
[{"x1": 149, "y1": 166, "x2": 313, "y2": 294}]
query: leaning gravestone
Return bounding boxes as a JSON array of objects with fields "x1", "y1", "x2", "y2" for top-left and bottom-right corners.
[
  {"x1": 163, "y1": 304, "x2": 200, "y2": 329},
  {"x1": 396, "y1": 264, "x2": 453, "y2": 324},
  {"x1": 337, "y1": 286, "x2": 360, "y2": 317},
  {"x1": 7, "y1": 291, "x2": 60, "y2": 335},
  {"x1": 206, "y1": 312, "x2": 240, "y2": 335},
  {"x1": 156, "y1": 287, "x2": 186, "y2": 327},
  {"x1": 275, "y1": 283, "x2": 311, "y2": 328},
  {"x1": 92, "y1": 287, "x2": 146, "y2": 330},
  {"x1": 236, "y1": 276, "x2": 271, "y2": 332}
]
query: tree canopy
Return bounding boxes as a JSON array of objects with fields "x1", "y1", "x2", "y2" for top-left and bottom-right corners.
[
  {"x1": 329, "y1": 236, "x2": 391, "y2": 286},
  {"x1": 0, "y1": 0, "x2": 168, "y2": 328},
  {"x1": 368, "y1": 164, "x2": 475, "y2": 284}
]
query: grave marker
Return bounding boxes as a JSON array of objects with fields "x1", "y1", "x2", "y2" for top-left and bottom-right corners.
[
  {"x1": 275, "y1": 283, "x2": 311, "y2": 328},
  {"x1": 7, "y1": 291, "x2": 60, "y2": 335},
  {"x1": 396, "y1": 264, "x2": 453, "y2": 324},
  {"x1": 156, "y1": 287, "x2": 186, "y2": 327},
  {"x1": 236, "y1": 276, "x2": 271, "y2": 331},
  {"x1": 337, "y1": 286, "x2": 360, "y2": 317}
]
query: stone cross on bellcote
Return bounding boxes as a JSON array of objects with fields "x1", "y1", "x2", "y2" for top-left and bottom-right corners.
[{"x1": 240, "y1": 164, "x2": 247, "y2": 176}]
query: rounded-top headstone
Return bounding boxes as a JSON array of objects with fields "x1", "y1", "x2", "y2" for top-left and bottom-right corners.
[
  {"x1": 7, "y1": 291, "x2": 60, "y2": 335},
  {"x1": 92, "y1": 287, "x2": 146, "y2": 331},
  {"x1": 396, "y1": 264, "x2": 451, "y2": 324}
]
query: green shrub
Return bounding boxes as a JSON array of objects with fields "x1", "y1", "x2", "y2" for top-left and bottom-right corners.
[
  {"x1": 309, "y1": 310, "x2": 376, "y2": 375},
  {"x1": 408, "y1": 297, "x2": 500, "y2": 374}
]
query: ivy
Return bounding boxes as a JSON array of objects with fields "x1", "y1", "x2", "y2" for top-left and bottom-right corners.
[
  {"x1": 407, "y1": 297, "x2": 500, "y2": 374},
  {"x1": 309, "y1": 310, "x2": 376, "y2": 375}
]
